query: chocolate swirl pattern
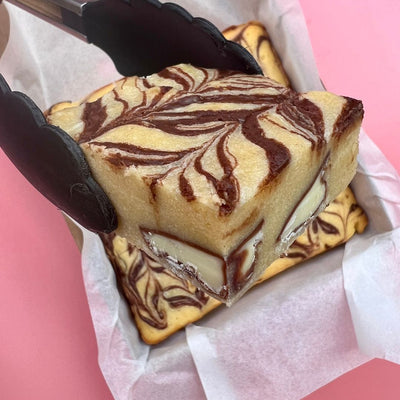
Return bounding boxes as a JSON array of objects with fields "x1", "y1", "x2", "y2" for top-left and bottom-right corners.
[
  {"x1": 101, "y1": 187, "x2": 368, "y2": 344},
  {"x1": 101, "y1": 233, "x2": 216, "y2": 340},
  {"x1": 120, "y1": 243, "x2": 209, "y2": 330},
  {"x1": 49, "y1": 65, "x2": 342, "y2": 215},
  {"x1": 76, "y1": 67, "x2": 295, "y2": 215},
  {"x1": 48, "y1": 62, "x2": 363, "y2": 303}
]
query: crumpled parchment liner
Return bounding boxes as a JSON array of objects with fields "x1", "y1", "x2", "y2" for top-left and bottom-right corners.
[
  {"x1": 1, "y1": 1, "x2": 399, "y2": 399},
  {"x1": 343, "y1": 131, "x2": 400, "y2": 365}
]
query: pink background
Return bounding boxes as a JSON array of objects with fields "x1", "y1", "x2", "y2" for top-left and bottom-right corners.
[{"x1": 1, "y1": 1, "x2": 399, "y2": 399}]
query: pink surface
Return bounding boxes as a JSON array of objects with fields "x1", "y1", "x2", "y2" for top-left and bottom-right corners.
[{"x1": 1, "y1": 1, "x2": 399, "y2": 399}]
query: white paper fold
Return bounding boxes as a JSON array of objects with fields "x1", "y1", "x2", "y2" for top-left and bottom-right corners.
[
  {"x1": 351, "y1": 132, "x2": 400, "y2": 232},
  {"x1": 0, "y1": 3, "x2": 120, "y2": 110},
  {"x1": 343, "y1": 131, "x2": 400, "y2": 366},
  {"x1": 2, "y1": 1, "x2": 400, "y2": 399},
  {"x1": 186, "y1": 249, "x2": 370, "y2": 400},
  {"x1": 343, "y1": 227, "x2": 400, "y2": 365}
]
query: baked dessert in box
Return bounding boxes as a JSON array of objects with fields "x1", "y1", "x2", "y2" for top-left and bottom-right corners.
[
  {"x1": 47, "y1": 20, "x2": 363, "y2": 305},
  {"x1": 94, "y1": 22, "x2": 367, "y2": 343},
  {"x1": 48, "y1": 19, "x2": 367, "y2": 342}
]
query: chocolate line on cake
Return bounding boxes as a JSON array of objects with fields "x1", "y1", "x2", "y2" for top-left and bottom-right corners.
[
  {"x1": 332, "y1": 97, "x2": 364, "y2": 138},
  {"x1": 228, "y1": 220, "x2": 264, "y2": 293},
  {"x1": 275, "y1": 95, "x2": 325, "y2": 150},
  {"x1": 79, "y1": 98, "x2": 108, "y2": 144}
]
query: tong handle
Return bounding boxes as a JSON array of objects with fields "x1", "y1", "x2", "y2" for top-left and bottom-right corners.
[
  {"x1": 0, "y1": 74, "x2": 118, "y2": 233},
  {"x1": 5, "y1": 0, "x2": 89, "y2": 39},
  {"x1": 7, "y1": 0, "x2": 62, "y2": 20},
  {"x1": 4, "y1": 0, "x2": 262, "y2": 77}
]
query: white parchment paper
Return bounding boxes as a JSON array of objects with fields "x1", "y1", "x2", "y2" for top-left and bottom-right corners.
[{"x1": 1, "y1": 1, "x2": 399, "y2": 399}]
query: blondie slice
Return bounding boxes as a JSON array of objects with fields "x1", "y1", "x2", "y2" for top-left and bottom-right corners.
[{"x1": 47, "y1": 63, "x2": 363, "y2": 303}]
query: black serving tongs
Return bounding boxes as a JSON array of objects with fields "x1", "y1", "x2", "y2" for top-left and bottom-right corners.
[
  {"x1": 0, "y1": 0, "x2": 262, "y2": 233},
  {"x1": 4, "y1": 0, "x2": 262, "y2": 76}
]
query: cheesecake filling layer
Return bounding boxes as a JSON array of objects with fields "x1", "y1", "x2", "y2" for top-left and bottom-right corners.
[
  {"x1": 279, "y1": 155, "x2": 329, "y2": 247},
  {"x1": 142, "y1": 221, "x2": 264, "y2": 298},
  {"x1": 142, "y1": 230, "x2": 227, "y2": 293}
]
